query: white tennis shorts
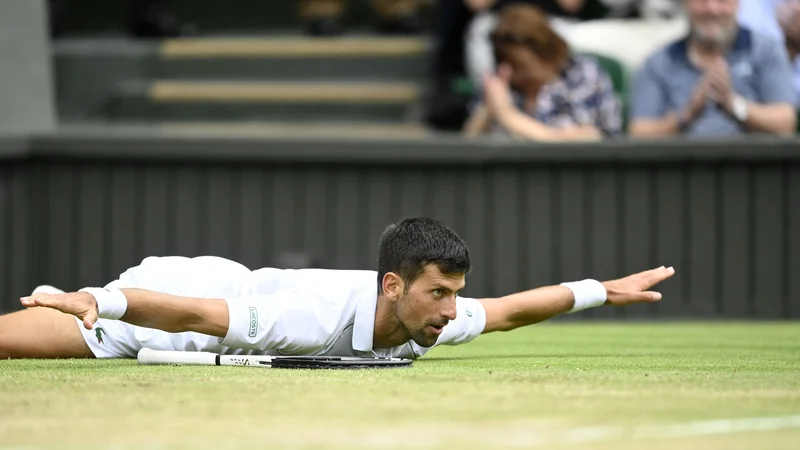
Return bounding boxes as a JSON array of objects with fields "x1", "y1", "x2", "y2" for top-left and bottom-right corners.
[
  {"x1": 72, "y1": 255, "x2": 260, "y2": 358},
  {"x1": 75, "y1": 317, "x2": 238, "y2": 359}
]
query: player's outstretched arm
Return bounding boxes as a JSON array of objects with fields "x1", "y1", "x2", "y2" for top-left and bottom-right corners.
[
  {"x1": 478, "y1": 266, "x2": 675, "y2": 333},
  {"x1": 20, "y1": 289, "x2": 230, "y2": 337},
  {"x1": 20, "y1": 288, "x2": 329, "y2": 354}
]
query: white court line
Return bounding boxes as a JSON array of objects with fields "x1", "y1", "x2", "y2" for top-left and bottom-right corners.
[
  {"x1": 561, "y1": 415, "x2": 800, "y2": 445},
  {"x1": 2, "y1": 415, "x2": 799, "y2": 449}
]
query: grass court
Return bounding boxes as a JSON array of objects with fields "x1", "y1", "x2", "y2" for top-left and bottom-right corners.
[{"x1": 2, "y1": 322, "x2": 799, "y2": 449}]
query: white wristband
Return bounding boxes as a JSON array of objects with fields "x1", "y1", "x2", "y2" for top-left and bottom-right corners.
[
  {"x1": 560, "y1": 279, "x2": 607, "y2": 313},
  {"x1": 79, "y1": 287, "x2": 128, "y2": 320}
]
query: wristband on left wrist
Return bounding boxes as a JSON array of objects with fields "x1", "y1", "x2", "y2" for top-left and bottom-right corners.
[{"x1": 79, "y1": 287, "x2": 128, "y2": 320}]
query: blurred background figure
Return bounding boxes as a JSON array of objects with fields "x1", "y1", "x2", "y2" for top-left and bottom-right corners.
[
  {"x1": 423, "y1": 0, "x2": 689, "y2": 131},
  {"x1": 601, "y1": 0, "x2": 684, "y2": 19},
  {"x1": 424, "y1": 0, "x2": 606, "y2": 130},
  {"x1": 778, "y1": 1, "x2": 800, "y2": 107},
  {"x1": 300, "y1": 0, "x2": 425, "y2": 36},
  {"x1": 48, "y1": 0, "x2": 194, "y2": 38},
  {"x1": 736, "y1": 0, "x2": 783, "y2": 41},
  {"x1": 736, "y1": 0, "x2": 800, "y2": 108},
  {"x1": 629, "y1": 0, "x2": 796, "y2": 137},
  {"x1": 462, "y1": 4, "x2": 622, "y2": 141}
]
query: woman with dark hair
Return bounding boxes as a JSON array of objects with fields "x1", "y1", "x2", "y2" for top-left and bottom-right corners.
[{"x1": 463, "y1": 3, "x2": 622, "y2": 141}]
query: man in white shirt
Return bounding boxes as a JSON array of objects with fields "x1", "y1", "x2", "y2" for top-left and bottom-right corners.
[{"x1": 0, "y1": 217, "x2": 674, "y2": 360}]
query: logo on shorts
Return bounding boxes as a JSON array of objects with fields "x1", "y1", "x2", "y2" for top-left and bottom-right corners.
[
  {"x1": 248, "y1": 307, "x2": 258, "y2": 338},
  {"x1": 95, "y1": 327, "x2": 106, "y2": 344},
  {"x1": 466, "y1": 307, "x2": 473, "y2": 318}
]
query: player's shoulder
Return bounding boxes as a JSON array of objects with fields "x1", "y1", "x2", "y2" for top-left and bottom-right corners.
[
  {"x1": 250, "y1": 267, "x2": 376, "y2": 282},
  {"x1": 246, "y1": 267, "x2": 377, "y2": 299}
]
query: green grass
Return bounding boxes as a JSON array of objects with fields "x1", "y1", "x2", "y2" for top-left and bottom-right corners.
[{"x1": 2, "y1": 322, "x2": 800, "y2": 449}]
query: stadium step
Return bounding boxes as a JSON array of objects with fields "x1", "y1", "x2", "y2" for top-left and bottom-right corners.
[
  {"x1": 54, "y1": 37, "x2": 431, "y2": 122},
  {"x1": 152, "y1": 121, "x2": 431, "y2": 139},
  {"x1": 154, "y1": 37, "x2": 429, "y2": 81},
  {"x1": 106, "y1": 80, "x2": 422, "y2": 122}
]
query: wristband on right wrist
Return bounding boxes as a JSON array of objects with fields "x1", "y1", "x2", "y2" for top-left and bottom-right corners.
[{"x1": 560, "y1": 279, "x2": 607, "y2": 313}]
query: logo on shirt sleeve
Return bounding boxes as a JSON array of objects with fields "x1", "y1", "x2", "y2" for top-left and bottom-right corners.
[
  {"x1": 248, "y1": 307, "x2": 258, "y2": 338},
  {"x1": 465, "y1": 307, "x2": 473, "y2": 318}
]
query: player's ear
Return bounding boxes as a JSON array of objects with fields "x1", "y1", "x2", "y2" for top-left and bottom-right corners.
[{"x1": 382, "y1": 272, "x2": 404, "y2": 300}]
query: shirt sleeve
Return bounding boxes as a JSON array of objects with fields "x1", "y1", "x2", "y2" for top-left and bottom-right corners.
[
  {"x1": 433, "y1": 296, "x2": 487, "y2": 347},
  {"x1": 218, "y1": 288, "x2": 337, "y2": 354},
  {"x1": 593, "y1": 67, "x2": 623, "y2": 137},
  {"x1": 631, "y1": 55, "x2": 669, "y2": 120},
  {"x1": 756, "y1": 43, "x2": 797, "y2": 105}
]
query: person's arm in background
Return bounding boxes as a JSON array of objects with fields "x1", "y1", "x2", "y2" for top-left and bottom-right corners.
[
  {"x1": 463, "y1": 102, "x2": 494, "y2": 136},
  {"x1": 629, "y1": 56, "x2": 708, "y2": 137},
  {"x1": 482, "y1": 67, "x2": 603, "y2": 141},
  {"x1": 708, "y1": 47, "x2": 796, "y2": 135},
  {"x1": 493, "y1": 105, "x2": 603, "y2": 141}
]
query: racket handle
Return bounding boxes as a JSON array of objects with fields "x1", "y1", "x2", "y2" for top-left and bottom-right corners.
[{"x1": 137, "y1": 348, "x2": 218, "y2": 366}]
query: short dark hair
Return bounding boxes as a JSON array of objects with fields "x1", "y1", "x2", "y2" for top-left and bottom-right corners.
[{"x1": 377, "y1": 217, "x2": 471, "y2": 293}]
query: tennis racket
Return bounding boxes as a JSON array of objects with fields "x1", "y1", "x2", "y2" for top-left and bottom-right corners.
[{"x1": 137, "y1": 348, "x2": 413, "y2": 369}]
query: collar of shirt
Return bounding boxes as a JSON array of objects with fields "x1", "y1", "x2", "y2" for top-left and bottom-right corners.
[
  {"x1": 668, "y1": 26, "x2": 753, "y2": 68},
  {"x1": 351, "y1": 287, "x2": 378, "y2": 353}
]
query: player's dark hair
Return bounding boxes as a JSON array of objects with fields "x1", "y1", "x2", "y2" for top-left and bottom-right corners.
[{"x1": 377, "y1": 217, "x2": 471, "y2": 293}]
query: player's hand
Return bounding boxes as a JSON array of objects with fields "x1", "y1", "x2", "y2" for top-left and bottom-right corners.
[
  {"x1": 20, "y1": 291, "x2": 99, "y2": 330},
  {"x1": 602, "y1": 266, "x2": 675, "y2": 306}
]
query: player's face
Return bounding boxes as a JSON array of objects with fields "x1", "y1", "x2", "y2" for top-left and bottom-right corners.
[{"x1": 397, "y1": 264, "x2": 465, "y2": 348}]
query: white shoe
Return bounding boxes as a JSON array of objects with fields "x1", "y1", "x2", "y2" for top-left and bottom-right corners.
[{"x1": 31, "y1": 285, "x2": 65, "y2": 295}]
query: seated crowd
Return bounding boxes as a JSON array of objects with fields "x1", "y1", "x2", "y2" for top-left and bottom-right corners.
[{"x1": 455, "y1": 0, "x2": 799, "y2": 140}]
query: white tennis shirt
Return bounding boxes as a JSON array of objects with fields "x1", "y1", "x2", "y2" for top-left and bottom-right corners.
[{"x1": 109, "y1": 256, "x2": 487, "y2": 359}]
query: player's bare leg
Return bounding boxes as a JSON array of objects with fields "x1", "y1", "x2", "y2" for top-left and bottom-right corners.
[{"x1": 0, "y1": 305, "x2": 95, "y2": 359}]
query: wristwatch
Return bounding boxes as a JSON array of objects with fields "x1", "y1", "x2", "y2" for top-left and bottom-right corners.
[{"x1": 731, "y1": 94, "x2": 749, "y2": 123}]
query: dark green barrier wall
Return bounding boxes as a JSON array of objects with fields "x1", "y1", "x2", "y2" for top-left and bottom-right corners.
[{"x1": 2, "y1": 132, "x2": 799, "y2": 319}]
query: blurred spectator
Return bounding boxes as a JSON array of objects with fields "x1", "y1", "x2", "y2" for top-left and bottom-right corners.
[
  {"x1": 632, "y1": 0, "x2": 685, "y2": 19},
  {"x1": 49, "y1": 0, "x2": 194, "y2": 38},
  {"x1": 465, "y1": 0, "x2": 597, "y2": 87},
  {"x1": 424, "y1": 0, "x2": 605, "y2": 130},
  {"x1": 778, "y1": 1, "x2": 800, "y2": 107},
  {"x1": 300, "y1": 0, "x2": 424, "y2": 36},
  {"x1": 736, "y1": 0, "x2": 783, "y2": 41},
  {"x1": 463, "y1": 4, "x2": 622, "y2": 140},
  {"x1": 629, "y1": 0, "x2": 796, "y2": 137},
  {"x1": 737, "y1": 0, "x2": 800, "y2": 108}
]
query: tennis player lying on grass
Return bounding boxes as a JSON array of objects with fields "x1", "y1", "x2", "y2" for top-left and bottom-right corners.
[{"x1": 0, "y1": 217, "x2": 674, "y2": 360}]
